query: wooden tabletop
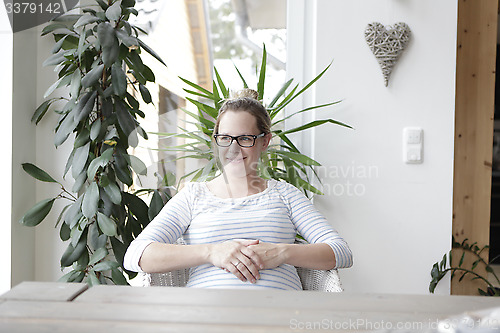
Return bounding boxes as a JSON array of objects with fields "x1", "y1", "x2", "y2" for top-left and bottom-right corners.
[{"x1": 1, "y1": 281, "x2": 500, "y2": 332}]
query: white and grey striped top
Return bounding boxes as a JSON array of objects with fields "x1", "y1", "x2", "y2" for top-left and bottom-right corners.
[{"x1": 124, "y1": 179, "x2": 353, "y2": 290}]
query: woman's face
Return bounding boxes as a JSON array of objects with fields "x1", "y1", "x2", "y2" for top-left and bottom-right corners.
[{"x1": 216, "y1": 110, "x2": 270, "y2": 179}]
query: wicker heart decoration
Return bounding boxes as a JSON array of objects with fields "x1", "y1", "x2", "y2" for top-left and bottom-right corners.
[{"x1": 365, "y1": 22, "x2": 411, "y2": 87}]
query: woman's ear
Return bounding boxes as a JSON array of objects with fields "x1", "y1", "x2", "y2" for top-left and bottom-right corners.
[{"x1": 262, "y1": 133, "x2": 272, "y2": 149}]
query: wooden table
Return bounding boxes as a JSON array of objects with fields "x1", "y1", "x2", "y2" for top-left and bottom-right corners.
[{"x1": 1, "y1": 281, "x2": 500, "y2": 332}]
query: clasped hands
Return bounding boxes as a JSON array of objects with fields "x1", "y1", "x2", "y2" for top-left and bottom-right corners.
[{"x1": 208, "y1": 239, "x2": 286, "y2": 283}]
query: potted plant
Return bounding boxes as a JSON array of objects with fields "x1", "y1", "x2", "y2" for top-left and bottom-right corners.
[
  {"x1": 163, "y1": 46, "x2": 352, "y2": 197},
  {"x1": 430, "y1": 237, "x2": 500, "y2": 296},
  {"x1": 19, "y1": 0, "x2": 168, "y2": 285}
]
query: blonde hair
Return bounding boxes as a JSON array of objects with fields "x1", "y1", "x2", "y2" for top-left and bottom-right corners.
[{"x1": 214, "y1": 89, "x2": 271, "y2": 135}]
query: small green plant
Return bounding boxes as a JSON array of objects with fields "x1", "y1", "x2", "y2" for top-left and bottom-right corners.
[
  {"x1": 19, "y1": 0, "x2": 168, "y2": 285},
  {"x1": 160, "y1": 46, "x2": 351, "y2": 197},
  {"x1": 430, "y1": 237, "x2": 500, "y2": 296}
]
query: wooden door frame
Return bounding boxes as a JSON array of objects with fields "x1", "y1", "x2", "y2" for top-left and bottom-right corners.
[{"x1": 452, "y1": 0, "x2": 498, "y2": 295}]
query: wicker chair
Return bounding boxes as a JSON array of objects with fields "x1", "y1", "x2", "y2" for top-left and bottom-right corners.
[{"x1": 141, "y1": 238, "x2": 343, "y2": 292}]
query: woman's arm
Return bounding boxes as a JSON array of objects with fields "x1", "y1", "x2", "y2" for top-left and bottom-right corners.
[
  {"x1": 278, "y1": 182, "x2": 353, "y2": 269},
  {"x1": 247, "y1": 242, "x2": 336, "y2": 270},
  {"x1": 139, "y1": 240, "x2": 265, "y2": 283}
]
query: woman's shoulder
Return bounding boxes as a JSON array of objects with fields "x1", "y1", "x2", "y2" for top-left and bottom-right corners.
[
  {"x1": 171, "y1": 182, "x2": 207, "y2": 201},
  {"x1": 268, "y1": 179, "x2": 303, "y2": 198},
  {"x1": 178, "y1": 181, "x2": 206, "y2": 193}
]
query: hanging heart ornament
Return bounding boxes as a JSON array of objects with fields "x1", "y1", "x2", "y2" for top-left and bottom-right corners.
[{"x1": 365, "y1": 22, "x2": 411, "y2": 87}]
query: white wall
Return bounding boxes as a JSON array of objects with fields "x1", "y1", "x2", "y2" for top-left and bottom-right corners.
[
  {"x1": 0, "y1": 3, "x2": 13, "y2": 295},
  {"x1": 287, "y1": 0, "x2": 457, "y2": 294},
  {"x1": 7, "y1": 15, "x2": 71, "y2": 289}
]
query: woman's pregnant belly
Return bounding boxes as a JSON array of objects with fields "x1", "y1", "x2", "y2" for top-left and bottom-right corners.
[{"x1": 186, "y1": 263, "x2": 303, "y2": 290}]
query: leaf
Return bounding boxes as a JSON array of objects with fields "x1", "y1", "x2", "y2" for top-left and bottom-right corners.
[
  {"x1": 22, "y1": 163, "x2": 58, "y2": 183},
  {"x1": 60, "y1": 229, "x2": 87, "y2": 267},
  {"x1": 110, "y1": 237, "x2": 127, "y2": 266},
  {"x1": 179, "y1": 77, "x2": 212, "y2": 98},
  {"x1": 81, "y1": 64, "x2": 104, "y2": 88},
  {"x1": 138, "y1": 38, "x2": 166, "y2": 66},
  {"x1": 60, "y1": 221, "x2": 71, "y2": 242},
  {"x1": 74, "y1": 14, "x2": 101, "y2": 28},
  {"x1": 139, "y1": 83, "x2": 152, "y2": 103},
  {"x1": 122, "y1": 192, "x2": 149, "y2": 225},
  {"x1": 87, "y1": 148, "x2": 114, "y2": 179},
  {"x1": 32, "y1": 100, "x2": 53, "y2": 125},
  {"x1": 92, "y1": 260, "x2": 120, "y2": 272},
  {"x1": 89, "y1": 247, "x2": 108, "y2": 266},
  {"x1": 73, "y1": 248, "x2": 90, "y2": 271},
  {"x1": 104, "y1": 182, "x2": 122, "y2": 205},
  {"x1": 43, "y1": 76, "x2": 63, "y2": 98},
  {"x1": 71, "y1": 219, "x2": 88, "y2": 247},
  {"x1": 72, "y1": 142, "x2": 90, "y2": 179},
  {"x1": 58, "y1": 270, "x2": 85, "y2": 283},
  {"x1": 76, "y1": 91, "x2": 98, "y2": 124},
  {"x1": 278, "y1": 119, "x2": 352, "y2": 137},
  {"x1": 41, "y1": 23, "x2": 68, "y2": 36},
  {"x1": 271, "y1": 150, "x2": 321, "y2": 166},
  {"x1": 111, "y1": 268, "x2": 129, "y2": 285},
  {"x1": 90, "y1": 118, "x2": 102, "y2": 141},
  {"x1": 82, "y1": 182, "x2": 99, "y2": 218},
  {"x1": 105, "y1": 0, "x2": 122, "y2": 21},
  {"x1": 87, "y1": 270, "x2": 100, "y2": 286},
  {"x1": 129, "y1": 155, "x2": 147, "y2": 175},
  {"x1": 103, "y1": 39, "x2": 120, "y2": 67},
  {"x1": 115, "y1": 28, "x2": 139, "y2": 47},
  {"x1": 112, "y1": 63, "x2": 127, "y2": 97},
  {"x1": 54, "y1": 113, "x2": 76, "y2": 147},
  {"x1": 97, "y1": 212, "x2": 117, "y2": 236},
  {"x1": 214, "y1": 67, "x2": 228, "y2": 98},
  {"x1": 233, "y1": 63, "x2": 248, "y2": 88},
  {"x1": 257, "y1": 44, "x2": 267, "y2": 99},
  {"x1": 19, "y1": 198, "x2": 55, "y2": 227},
  {"x1": 114, "y1": 156, "x2": 133, "y2": 186},
  {"x1": 97, "y1": 22, "x2": 116, "y2": 47},
  {"x1": 459, "y1": 252, "x2": 465, "y2": 267},
  {"x1": 52, "y1": 35, "x2": 68, "y2": 54},
  {"x1": 116, "y1": 101, "x2": 138, "y2": 147},
  {"x1": 268, "y1": 78, "x2": 293, "y2": 109},
  {"x1": 43, "y1": 52, "x2": 67, "y2": 67},
  {"x1": 148, "y1": 190, "x2": 164, "y2": 220},
  {"x1": 70, "y1": 68, "x2": 82, "y2": 98},
  {"x1": 72, "y1": 171, "x2": 87, "y2": 193}
]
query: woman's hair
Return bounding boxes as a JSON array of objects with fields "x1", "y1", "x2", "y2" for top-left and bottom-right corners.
[{"x1": 213, "y1": 88, "x2": 271, "y2": 135}]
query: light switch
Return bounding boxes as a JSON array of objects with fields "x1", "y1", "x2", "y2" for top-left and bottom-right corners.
[{"x1": 403, "y1": 127, "x2": 423, "y2": 164}]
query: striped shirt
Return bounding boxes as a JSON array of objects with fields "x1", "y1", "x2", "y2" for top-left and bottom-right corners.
[{"x1": 124, "y1": 179, "x2": 353, "y2": 290}]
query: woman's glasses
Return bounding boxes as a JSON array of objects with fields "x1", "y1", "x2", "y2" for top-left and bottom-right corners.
[{"x1": 213, "y1": 133, "x2": 265, "y2": 148}]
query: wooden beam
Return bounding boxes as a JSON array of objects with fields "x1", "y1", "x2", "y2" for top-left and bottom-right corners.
[{"x1": 452, "y1": 0, "x2": 498, "y2": 295}]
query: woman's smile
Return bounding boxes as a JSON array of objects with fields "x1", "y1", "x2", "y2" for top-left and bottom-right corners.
[{"x1": 227, "y1": 156, "x2": 246, "y2": 163}]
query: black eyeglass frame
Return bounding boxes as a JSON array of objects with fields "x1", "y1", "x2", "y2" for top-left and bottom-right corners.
[{"x1": 213, "y1": 133, "x2": 266, "y2": 148}]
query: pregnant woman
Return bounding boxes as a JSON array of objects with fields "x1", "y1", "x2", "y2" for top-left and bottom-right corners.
[{"x1": 124, "y1": 89, "x2": 353, "y2": 290}]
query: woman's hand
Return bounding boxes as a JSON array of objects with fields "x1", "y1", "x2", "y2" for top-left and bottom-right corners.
[
  {"x1": 246, "y1": 242, "x2": 288, "y2": 270},
  {"x1": 208, "y1": 239, "x2": 264, "y2": 283}
]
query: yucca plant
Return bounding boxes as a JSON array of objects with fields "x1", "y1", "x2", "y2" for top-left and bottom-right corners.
[
  {"x1": 18, "y1": 0, "x2": 168, "y2": 285},
  {"x1": 160, "y1": 46, "x2": 351, "y2": 197}
]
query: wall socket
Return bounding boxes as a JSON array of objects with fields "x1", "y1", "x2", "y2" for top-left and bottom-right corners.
[{"x1": 403, "y1": 127, "x2": 423, "y2": 164}]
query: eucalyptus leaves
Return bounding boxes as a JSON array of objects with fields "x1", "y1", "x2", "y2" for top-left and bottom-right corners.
[
  {"x1": 19, "y1": 0, "x2": 167, "y2": 285},
  {"x1": 168, "y1": 47, "x2": 351, "y2": 197}
]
